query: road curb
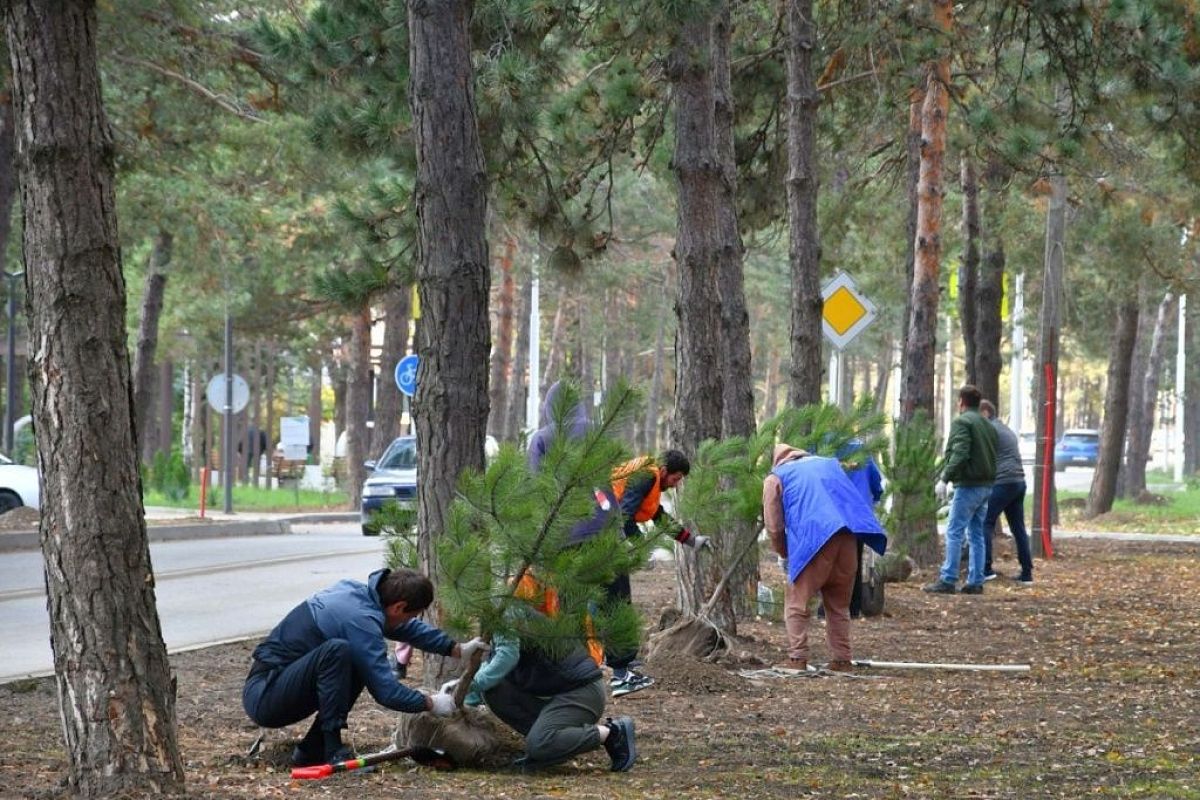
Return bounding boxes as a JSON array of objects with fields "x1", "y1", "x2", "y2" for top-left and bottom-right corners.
[{"x1": 0, "y1": 519, "x2": 294, "y2": 553}]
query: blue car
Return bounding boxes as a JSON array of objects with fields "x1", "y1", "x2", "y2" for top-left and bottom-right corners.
[
  {"x1": 360, "y1": 436, "x2": 417, "y2": 535},
  {"x1": 1054, "y1": 429, "x2": 1100, "y2": 471}
]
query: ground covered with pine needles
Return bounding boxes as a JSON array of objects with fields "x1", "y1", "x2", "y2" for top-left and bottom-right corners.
[{"x1": 3, "y1": 538, "x2": 1198, "y2": 799}]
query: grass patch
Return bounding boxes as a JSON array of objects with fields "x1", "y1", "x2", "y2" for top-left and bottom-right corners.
[
  {"x1": 1053, "y1": 486, "x2": 1200, "y2": 534},
  {"x1": 143, "y1": 484, "x2": 349, "y2": 512}
]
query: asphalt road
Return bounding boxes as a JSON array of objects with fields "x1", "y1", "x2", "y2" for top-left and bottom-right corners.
[{"x1": 0, "y1": 522, "x2": 386, "y2": 684}]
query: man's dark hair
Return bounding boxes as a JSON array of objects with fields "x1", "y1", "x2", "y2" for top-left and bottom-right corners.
[
  {"x1": 959, "y1": 385, "x2": 983, "y2": 409},
  {"x1": 661, "y1": 449, "x2": 690, "y2": 476},
  {"x1": 379, "y1": 568, "x2": 434, "y2": 611},
  {"x1": 979, "y1": 399, "x2": 996, "y2": 418}
]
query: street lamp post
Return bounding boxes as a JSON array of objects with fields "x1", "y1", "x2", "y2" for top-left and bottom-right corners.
[{"x1": 4, "y1": 270, "x2": 23, "y2": 455}]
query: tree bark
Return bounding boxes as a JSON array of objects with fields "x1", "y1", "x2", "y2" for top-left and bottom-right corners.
[
  {"x1": 157, "y1": 359, "x2": 173, "y2": 457},
  {"x1": 1085, "y1": 297, "x2": 1139, "y2": 518},
  {"x1": 900, "y1": 0, "x2": 952, "y2": 423},
  {"x1": 712, "y1": 2, "x2": 756, "y2": 623},
  {"x1": 408, "y1": 0, "x2": 490, "y2": 678},
  {"x1": 1186, "y1": 283, "x2": 1199, "y2": 475},
  {"x1": 541, "y1": 282, "x2": 567, "y2": 392},
  {"x1": 263, "y1": 341, "x2": 277, "y2": 489},
  {"x1": 975, "y1": 226, "x2": 1004, "y2": 408},
  {"x1": 308, "y1": 365, "x2": 323, "y2": 461},
  {"x1": 643, "y1": 283, "x2": 668, "y2": 453},
  {"x1": 958, "y1": 155, "x2": 979, "y2": 386},
  {"x1": 504, "y1": 266, "x2": 531, "y2": 443},
  {"x1": 132, "y1": 230, "x2": 172, "y2": 465},
  {"x1": 1118, "y1": 282, "x2": 1152, "y2": 498},
  {"x1": 488, "y1": 238, "x2": 515, "y2": 437},
  {"x1": 345, "y1": 306, "x2": 372, "y2": 507},
  {"x1": 373, "y1": 284, "x2": 411, "y2": 455},
  {"x1": 1125, "y1": 290, "x2": 1176, "y2": 498},
  {"x1": 5, "y1": 1, "x2": 185, "y2": 793},
  {"x1": 785, "y1": 0, "x2": 823, "y2": 408},
  {"x1": 899, "y1": 88, "x2": 924, "y2": 383},
  {"x1": 1031, "y1": 172, "x2": 1066, "y2": 556},
  {"x1": 669, "y1": 7, "x2": 726, "y2": 622}
]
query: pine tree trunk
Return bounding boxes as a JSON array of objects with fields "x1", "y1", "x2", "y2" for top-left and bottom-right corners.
[
  {"x1": 132, "y1": 230, "x2": 172, "y2": 465},
  {"x1": 373, "y1": 285, "x2": 411, "y2": 454},
  {"x1": 958, "y1": 155, "x2": 979, "y2": 386},
  {"x1": 763, "y1": 349, "x2": 780, "y2": 419},
  {"x1": 0, "y1": 80, "x2": 14, "y2": 265},
  {"x1": 308, "y1": 365, "x2": 323, "y2": 461},
  {"x1": 712, "y1": 2, "x2": 756, "y2": 623},
  {"x1": 250, "y1": 342, "x2": 263, "y2": 487},
  {"x1": 345, "y1": 306, "x2": 372, "y2": 508},
  {"x1": 900, "y1": 88, "x2": 924, "y2": 382},
  {"x1": 1125, "y1": 290, "x2": 1176, "y2": 498},
  {"x1": 785, "y1": 0, "x2": 823, "y2": 408},
  {"x1": 488, "y1": 238, "x2": 515, "y2": 437},
  {"x1": 189, "y1": 364, "x2": 205, "y2": 480},
  {"x1": 1031, "y1": 172, "x2": 1066, "y2": 556},
  {"x1": 643, "y1": 295, "x2": 667, "y2": 453},
  {"x1": 1185, "y1": 285, "x2": 1199, "y2": 475},
  {"x1": 541, "y1": 282, "x2": 567, "y2": 392},
  {"x1": 900, "y1": 1, "x2": 952, "y2": 423},
  {"x1": 504, "y1": 267, "x2": 532, "y2": 442},
  {"x1": 6, "y1": 1, "x2": 185, "y2": 793},
  {"x1": 332, "y1": 360, "x2": 346, "y2": 442},
  {"x1": 263, "y1": 342, "x2": 277, "y2": 489},
  {"x1": 408, "y1": 0, "x2": 491, "y2": 673},
  {"x1": 157, "y1": 359, "x2": 173, "y2": 457},
  {"x1": 669, "y1": 8, "x2": 726, "y2": 621},
  {"x1": 975, "y1": 230, "x2": 1004, "y2": 409},
  {"x1": 1118, "y1": 282, "x2": 1152, "y2": 498},
  {"x1": 1085, "y1": 298, "x2": 1139, "y2": 518}
]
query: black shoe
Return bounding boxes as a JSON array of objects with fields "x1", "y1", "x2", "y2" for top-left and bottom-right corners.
[
  {"x1": 603, "y1": 716, "x2": 637, "y2": 772},
  {"x1": 290, "y1": 742, "x2": 326, "y2": 768},
  {"x1": 960, "y1": 583, "x2": 984, "y2": 595},
  {"x1": 922, "y1": 580, "x2": 957, "y2": 594},
  {"x1": 1016, "y1": 574, "x2": 1034, "y2": 586}
]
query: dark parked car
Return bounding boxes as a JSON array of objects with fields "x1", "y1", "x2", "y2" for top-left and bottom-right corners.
[
  {"x1": 360, "y1": 436, "x2": 417, "y2": 535},
  {"x1": 1054, "y1": 429, "x2": 1100, "y2": 471}
]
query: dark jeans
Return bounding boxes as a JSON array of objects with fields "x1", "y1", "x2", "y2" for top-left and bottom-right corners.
[
  {"x1": 603, "y1": 572, "x2": 636, "y2": 670},
  {"x1": 483, "y1": 677, "x2": 606, "y2": 767},
  {"x1": 983, "y1": 480, "x2": 1033, "y2": 579},
  {"x1": 242, "y1": 639, "x2": 361, "y2": 734}
]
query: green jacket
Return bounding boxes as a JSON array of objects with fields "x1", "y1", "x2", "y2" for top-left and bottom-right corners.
[{"x1": 941, "y1": 409, "x2": 997, "y2": 487}]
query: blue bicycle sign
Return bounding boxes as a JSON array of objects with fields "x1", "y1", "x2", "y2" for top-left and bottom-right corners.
[{"x1": 394, "y1": 354, "x2": 419, "y2": 397}]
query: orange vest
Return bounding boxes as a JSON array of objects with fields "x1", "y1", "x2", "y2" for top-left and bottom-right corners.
[
  {"x1": 513, "y1": 573, "x2": 604, "y2": 666},
  {"x1": 610, "y1": 456, "x2": 661, "y2": 523}
]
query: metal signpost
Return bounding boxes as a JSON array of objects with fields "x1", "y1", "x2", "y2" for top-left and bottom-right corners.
[{"x1": 820, "y1": 271, "x2": 878, "y2": 408}]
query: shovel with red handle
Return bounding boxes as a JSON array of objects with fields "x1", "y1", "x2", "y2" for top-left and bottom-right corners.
[{"x1": 290, "y1": 745, "x2": 457, "y2": 780}]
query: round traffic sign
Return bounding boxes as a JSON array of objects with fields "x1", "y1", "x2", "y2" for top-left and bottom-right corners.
[
  {"x1": 206, "y1": 373, "x2": 250, "y2": 413},
  {"x1": 395, "y1": 354, "x2": 419, "y2": 397}
]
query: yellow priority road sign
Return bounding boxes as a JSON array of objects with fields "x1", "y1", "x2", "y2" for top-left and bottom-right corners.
[{"x1": 821, "y1": 271, "x2": 877, "y2": 350}]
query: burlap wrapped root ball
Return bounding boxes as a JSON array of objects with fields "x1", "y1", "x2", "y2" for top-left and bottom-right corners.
[{"x1": 393, "y1": 705, "x2": 522, "y2": 768}]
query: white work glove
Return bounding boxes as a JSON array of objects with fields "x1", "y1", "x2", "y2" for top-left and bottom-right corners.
[
  {"x1": 439, "y1": 678, "x2": 461, "y2": 695},
  {"x1": 428, "y1": 691, "x2": 458, "y2": 717},
  {"x1": 691, "y1": 534, "x2": 712, "y2": 550},
  {"x1": 935, "y1": 481, "x2": 949, "y2": 503},
  {"x1": 458, "y1": 637, "x2": 490, "y2": 660}
]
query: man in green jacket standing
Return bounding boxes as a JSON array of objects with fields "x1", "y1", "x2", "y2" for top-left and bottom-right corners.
[{"x1": 924, "y1": 385, "x2": 997, "y2": 595}]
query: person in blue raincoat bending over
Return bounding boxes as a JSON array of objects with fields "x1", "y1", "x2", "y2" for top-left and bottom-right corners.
[{"x1": 764, "y1": 445, "x2": 887, "y2": 672}]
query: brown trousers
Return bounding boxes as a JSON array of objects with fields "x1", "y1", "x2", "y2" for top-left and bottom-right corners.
[{"x1": 784, "y1": 531, "x2": 858, "y2": 662}]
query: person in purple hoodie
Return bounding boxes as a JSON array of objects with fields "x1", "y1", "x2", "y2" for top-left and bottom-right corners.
[{"x1": 527, "y1": 381, "x2": 620, "y2": 545}]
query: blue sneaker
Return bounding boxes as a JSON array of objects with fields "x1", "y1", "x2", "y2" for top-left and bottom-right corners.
[{"x1": 603, "y1": 716, "x2": 636, "y2": 771}]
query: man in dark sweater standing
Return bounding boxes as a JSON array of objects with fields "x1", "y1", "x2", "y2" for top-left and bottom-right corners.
[
  {"x1": 979, "y1": 399, "x2": 1034, "y2": 585},
  {"x1": 924, "y1": 385, "x2": 997, "y2": 595}
]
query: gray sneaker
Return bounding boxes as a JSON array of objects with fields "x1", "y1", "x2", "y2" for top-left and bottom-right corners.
[
  {"x1": 922, "y1": 580, "x2": 957, "y2": 594},
  {"x1": 610, "y1": 671, "x2": 654, "y2": 697}
]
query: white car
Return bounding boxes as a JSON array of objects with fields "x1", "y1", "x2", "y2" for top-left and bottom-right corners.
[{"x1": 0, "y1": 453, "x2": 40, "y2": 513}]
